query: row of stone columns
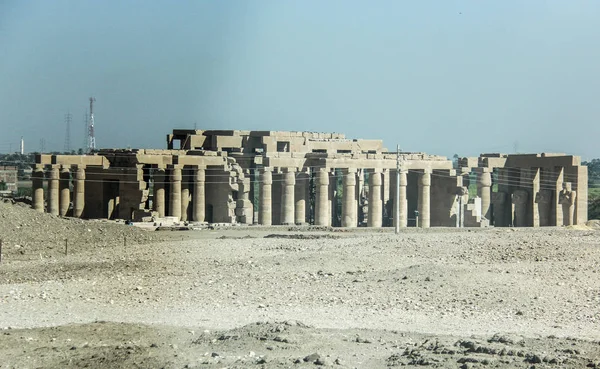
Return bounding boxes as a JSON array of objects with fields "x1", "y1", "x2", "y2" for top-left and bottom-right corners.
[
  {"x1": 257, "y1": 167, "x2": 433, "y2": 228},
  {"x1": 153, "y1": 165, "x2": 206, "y2": 222},
  {"x1": 31, "y1": 165, "x2": 86, "y2": 217},
  {"x1": 260, "y1": 168, "x2": 310, "y2": 226}
]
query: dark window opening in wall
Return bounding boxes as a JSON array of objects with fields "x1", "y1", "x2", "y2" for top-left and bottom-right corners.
[
  {"x1": 222, "y1": 147, "x2": 235, "y2": 153},
  {"x1": 312, "y1": 149, "x2": 327, "y2": 153},
  {"x1": 367, "y1": 150, "x2": 377, "y2": 154},
  {"x1": 277, "y1": 141, "x2": 290, "y2": 152},
  {"x1": 337, "y1": 150, "x2": 352, "y2": 154}
]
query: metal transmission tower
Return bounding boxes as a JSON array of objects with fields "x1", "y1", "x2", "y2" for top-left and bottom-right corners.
[
  {"x1": 87, "y1": 97, "x2": 96, "y2": 153},
  {"x1": 64, "y1": 112, "x2": 72, "y2": 153}
]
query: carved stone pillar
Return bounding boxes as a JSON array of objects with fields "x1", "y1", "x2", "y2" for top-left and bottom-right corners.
[
  {"x1": 259, "y1": 168, "x2": 272, "y2": 225},
  {"x1": 559, "y1": 182, "x2": 576, "y2": 226},
  {"x1": 295, "y1": 171, "x2": 308, "y2": 225},
  {"x1": 47, "y1": 165, "x2": 60, "y2": 216},
  {"x1": 491, "y1": 191, "x2": 507, "y2": 227},
  {"x1": 535, "y1": 190, "x2": 552, "y2": 227},
  {"x1": 342, "y1": 168, "x2": 357, "y2": 227},
  {"x1": 512, "y1": 190, "x2": 528, "y2": 227},
  {"x1": 168, "y1": 165, "x2": 182, "y2": 219},
  {"x1": 192, "y1": 166, "x2": 205, "y2": 222},
  {"x1": 32, "y1": 165, "x2": 45, "y2": 213},
  {"x1": 153, "y1": 168, "x2": 166, "y2": 217},
  {"x1": 73, "y1": 166, "x2": 86, "y2": 218},
  {"x1": 368, "y1": 169, "x2": 382, "y2": 227},
  {"x1": 315, "y1": 169, "x2": 330, "y2": 226},
  {"x1": 418, "y1": 170, "x2": 431, "y2": 228}
]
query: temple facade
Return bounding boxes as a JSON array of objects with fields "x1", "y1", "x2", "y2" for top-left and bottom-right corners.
[{"x1": 31, "y1": 129, "x2": 588, "y2": 227}]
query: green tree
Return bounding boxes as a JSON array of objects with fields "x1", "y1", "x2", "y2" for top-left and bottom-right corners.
[
  {"x1": 452, "y1": 154, "x2": 460, "y2": 169},
  {"x1": 583, "y1": 159, "x2": 600, "y2": 220}
]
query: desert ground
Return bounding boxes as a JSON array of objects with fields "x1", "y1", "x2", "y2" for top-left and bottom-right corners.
[{"x1": 0, "y1": 201, "x2": 599, "y2": 368}]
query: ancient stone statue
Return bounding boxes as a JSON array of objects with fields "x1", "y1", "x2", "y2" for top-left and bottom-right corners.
[
  {"x1": 558, "y1": 182, "x2": 576, "y2": 226},
  {"x1": 491, "y1": 191, "x2": 508, "y2": 227},
  {"x1": 511, "y1": 190, "x2": 529, "y2": 227},
  {"x1": 534, "y1": 189, "x2": 552, "y2": 226}
]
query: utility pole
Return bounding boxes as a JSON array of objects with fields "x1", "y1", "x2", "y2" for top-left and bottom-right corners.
[{"x1": 395, "y1": 144, "x2": 400, "y2": 234}]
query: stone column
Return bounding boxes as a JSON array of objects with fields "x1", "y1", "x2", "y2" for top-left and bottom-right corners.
[
  {"x1": 393, "y1": 170, "x2": 408, "y2": 228},
  {"x1": 32, "y1": 165, "x2": 45, "y2": 213},
  {"x1": 329, "y1": 171, "x2": 337, "y2": 226},
  {"x1": 47, "y1": 165, "x2": 60, "y2": 216},
  {"x1": 342, "y1": 168, "x2": 357, "y2": 227},
  {"x1": 180, "y1": 167, "x2": 190, "y2": 222},
  {"x1": 153, "y1": 168, "x2": 166, "y2": 217},
  {"x1": 259, "y1": 168, "x2": 272, "y2": 225},
  {"x1": 368, "y1": 169, "x2": 382, "y2": 227},
  {"x1": 418, "y1": 170, "x2": 431, "y2": 228},
  {"x1": 295, "y1": 171, "x2": 308, "y2": 225},
  {"x1": 192, "y1": 166, "x2": 205, "y2": 222},
  {"x1": 280, "y1": 169, "x2": 296, "y2": 225},
  {"x1": 315, "y1": 169, "x2": 330, "y2": 226},
  {"x1": 169, "y1": 165, "x2": 182, "y2": 219},
  {"x1": 382, "y1": 169, "x2": 390, "y2": 225},
  {"x1": 477, "y1": 170, "x2": 492, "y2": 221},
  {"x1": 72, "y1": 166, "x2": 85, "y2": 218},
  {"x1": 399, "y1": 170, "x2": 408, "y2": 228},
  {"x1": 59, "y1": 167, "x2": 71, "y2": 216}
]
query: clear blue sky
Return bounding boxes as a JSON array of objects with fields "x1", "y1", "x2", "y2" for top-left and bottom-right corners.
[{"x1": 1, "y1": 1, "x2": 599, "y2": 159}]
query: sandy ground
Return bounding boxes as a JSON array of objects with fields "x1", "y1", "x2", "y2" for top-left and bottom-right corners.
[{"x1": 1, "y1": 203, "x2": 600, "y2": 368}]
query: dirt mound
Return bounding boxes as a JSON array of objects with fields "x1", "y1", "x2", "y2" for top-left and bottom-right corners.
[
  {"x1": 565, "y1": 224, "x2": 594, "y2": 230},
  {"x1": 0, "y1": 201, "x2": 168, "y2": 260},
  {"x1": 1, "y1": 322, "x2": 598, "y2": 369},
  {"x1": 586, "y1": 219, "x2": 600, "y2": 229},
  {"x1": 264, "y1": 233, "x2": 341, "y2": 240}
]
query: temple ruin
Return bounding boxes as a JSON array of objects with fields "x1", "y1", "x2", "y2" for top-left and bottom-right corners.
[{"x1": 31, "y1": 129, "x2": 588, "y2": 227}]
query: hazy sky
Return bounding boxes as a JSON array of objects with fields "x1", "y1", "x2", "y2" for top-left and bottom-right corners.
[{"x1": 1, "y1": 1, "x2": 599, "y2": 159}]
